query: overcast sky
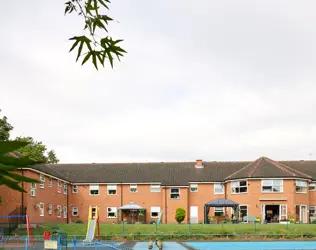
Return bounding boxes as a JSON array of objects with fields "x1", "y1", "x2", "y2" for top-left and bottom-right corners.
[{"x1": 1, "y1": 0, "x2": 316, "y2": 163}]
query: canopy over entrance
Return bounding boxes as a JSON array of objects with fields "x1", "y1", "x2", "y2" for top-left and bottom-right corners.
[
  {"x1": 118, "y1": 202, "x2": 144, "y2": 210},
  {"x1": 205, "y1": 198, "x2": 238, "y2": 207},
  {"x1": 118, "y1": 202, "x2": 146, "y2": 224},
  {"x1": 204, "y1": 198, "x2": 239, "y2": 224}
]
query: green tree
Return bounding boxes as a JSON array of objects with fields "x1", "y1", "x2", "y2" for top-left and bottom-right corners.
[
  {"x1": 0, "y1": 141, "x2": 40, "y2": 193},
  {"x1": 175, "y1": 208, "x2": 186, "y2": 224},
  {"x1": 15, "y1": 137, "x2": 59, "y2": 164},
  {"x1": 47, "y1": 150, "x2": 59, "y2": 164},
  {"x1": 0, "y1": 110, "x2": 13, "y2": 141},
  {"x1": 66, "y1": 0, "x2": 127, "y2": 70}
]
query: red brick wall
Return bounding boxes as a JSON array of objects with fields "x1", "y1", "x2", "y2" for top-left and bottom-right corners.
[
  {"x1": 0, "y1": 170, "x2": 23, "y2": 217},
  {"x1": 24, "y1": 170, "x2": 68, "y2": 224},
  {"x1": 2, "y1": 169, "x2": 316, "y2": 225}
]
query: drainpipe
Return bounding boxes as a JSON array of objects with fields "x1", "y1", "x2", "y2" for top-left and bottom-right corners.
[
  {"x1": 67, "y1": 184, "x2": 69, "y2": 224},
  {"x1": 21, "y1": 169, "x2": 25, "y2": 215},
  {"x1": 121, "y1": 182, "x2": 123, "y2": 223},
  {"x1": 164, "y1": 186, "x2": 167, "y2": 224},
  {"x1": 187, "y1": 185, "x2": 190, "y2": 223}
]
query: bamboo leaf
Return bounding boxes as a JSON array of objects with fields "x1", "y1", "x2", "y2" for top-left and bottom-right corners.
[
  {"x1": 92, "y1": 52, "x2": 98, "y2": 70},
  {"x1": 82, "y1": 52, "x2": 92, "y2": 65}
]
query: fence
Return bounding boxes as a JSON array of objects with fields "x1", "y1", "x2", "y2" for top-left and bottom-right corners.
[
  {"x1": 70, "y1": 222, "x2": 316, "y2": 237},
  {"x1": 0, "y1": 236, "x2": 132, "y2": 250}
]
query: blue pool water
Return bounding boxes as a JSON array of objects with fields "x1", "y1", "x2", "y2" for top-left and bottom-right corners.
[{"x1": 185, "y1": 241, "x2": 316, "y2": 250}]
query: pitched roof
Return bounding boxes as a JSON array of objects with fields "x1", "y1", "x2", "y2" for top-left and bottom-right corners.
[
  {"x1": 29, "y1": 157, "x2": 316, "y2": 185},
  {"x1": 225, "y1": 157, "x2": 313, "y2": 181}
]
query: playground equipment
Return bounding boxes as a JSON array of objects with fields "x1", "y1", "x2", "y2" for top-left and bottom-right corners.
[
  {"x1": 83, "y1": 206, "x2": 100, "y2": 244},
  {"x1": 0, "y1": 215, "x2": 34, "y2": 245},
  {"x1": 157, "y1": 211, "x2": 163, "y2": 224}
]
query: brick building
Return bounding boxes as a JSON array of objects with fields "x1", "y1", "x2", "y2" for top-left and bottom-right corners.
[{"x1": 1, "y1": 157, "x2": 316, "y2": 224}]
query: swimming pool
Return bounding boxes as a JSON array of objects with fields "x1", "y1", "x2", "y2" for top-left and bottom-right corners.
[{"x1": 185, "y1": 241, "x2": 316, "y2": 250}]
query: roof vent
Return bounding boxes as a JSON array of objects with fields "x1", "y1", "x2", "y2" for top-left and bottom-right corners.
[{"x1": 195, "y1": 159, "x2": 204, "y2": 168}]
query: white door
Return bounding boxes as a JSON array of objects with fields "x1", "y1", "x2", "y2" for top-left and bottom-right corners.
[
  {"x1": 280, "y1": 204, "x2": 287, "y2": 221},
  {"x1": 261, "y1": 205, "x2": 265, "y2": 223},
  {"x1": 190, "y1": 206, "x2": 198, "y2": 224},
  {"x1": 301, "y1": 205, "x2": 307, "y2": 223}
]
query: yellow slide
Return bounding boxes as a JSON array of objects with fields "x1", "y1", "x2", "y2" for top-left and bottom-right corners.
[{"x1": 83, "y1": 206, "x2": 99, "y2": 244}]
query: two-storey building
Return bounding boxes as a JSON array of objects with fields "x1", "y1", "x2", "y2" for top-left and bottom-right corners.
[{"x1": 1, "y1": 157, "x2": 316, "y2": 224}]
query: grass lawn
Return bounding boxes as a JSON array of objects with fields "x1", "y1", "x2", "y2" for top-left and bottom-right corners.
[{"x1": 35, "y1": 223, "x2": 316, "y2": 237}]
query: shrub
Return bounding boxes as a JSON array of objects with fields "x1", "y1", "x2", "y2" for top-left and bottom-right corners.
[
  {"x1": 76, "y1": 219, "x2": 84, "y2": 224},
  {"x1": 175, "y1": 208, "x2": 186, "y2": 224}
]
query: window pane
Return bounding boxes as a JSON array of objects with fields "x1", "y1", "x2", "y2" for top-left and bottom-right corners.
[
  {"x1": 262, "y1": 186, "x2": 272, "y2": 192},
  {"x1": 240, "y1": 181, "x2": 247, "y2": 186}
]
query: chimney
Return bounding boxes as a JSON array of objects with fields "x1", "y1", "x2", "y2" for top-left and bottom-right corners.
[{"x1": 195, "y1": 159, "x2": 204, "y2": 168}]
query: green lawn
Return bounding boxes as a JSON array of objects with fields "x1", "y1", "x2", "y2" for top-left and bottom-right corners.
[{"x1": 35, "y1": 223, "x2": 316, "y2": 237}]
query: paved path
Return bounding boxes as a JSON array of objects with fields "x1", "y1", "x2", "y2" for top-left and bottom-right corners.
[{"x1": 134, "y1": 242, "x2": 188, "y2": 249}]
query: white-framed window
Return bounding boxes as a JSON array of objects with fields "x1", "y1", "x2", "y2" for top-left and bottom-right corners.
[
  {"x1": 57, "y1": 181, "x2": 62, "y2": 193},
  {"x1": 170, "y1": 188, "x2": 180, "y2": 199},
  {"x1": 39, "y1": 174, "x2": 45, "y2": 189},
  {"x1": 72, "y1": 185, "x2": 78, "y2": 193},
  {"x1": 130, "y1": 184, "x2": 137, "y2": 193},
  {"x1": 231, "y1": 180, "x2": 247, "y2": 194},
  {"x1": 72, "y1": 207, "x2": 79, "y2": 216},
  {"x1": 190, "y1": 184, "x2": 198, "y2": 192},
  {"x1": 107, "y1": 207, "x2": 117, "y2": 218},
  {"x1": 107, "y1": 184, "x2": 117, "y2": 195},
  {"x1": 56, "y1": 205, "x2": 62, "y2": 218},
  {"x1": 150, "y1": 185, "x2": 161, "y2": 192},
  {"x1": 151, "y1": 207, "x2": 160, "y2": 218},
  {"x1": 214, "y1": 184, "x2": 224, "y2": 194},
  {"x1": 48, "y1": 204, "x2": 53, "y2": 215},
  {"x1": 48, "y1": 178, "x2": 52, "y2": 188},
  {"x1": 310, "y1": 206, "x2": 316, "y2": 216},
  {"x1": 39, "y1": 202, "x2": 44, "y2": 216},
  {"x1": 239, "y1": 205, "x2": 248, "y2": 221},
  {"x1": 90, "y1": 184, "x2": 99, "y2": 196},
  {"x1": 30, "y1": 183, "x2": 36, "y2": 197},
  {"x1": 280, "y1": 204, "x2": 287, "y2": 220},
  {"x1": 63, "y1": 183, "x2": 68, "y2": 195},
  {"x1": 63, "y1": 206, "x2": 67, "y2": 218},
  {"x1": 309, "y1": 183, "x2": 316, "y2": 191},
  {"x1": 214, "y1": 207, "x2": 224, "y2": 216},
  {"x1": 262, "y1": 179, "x2": 283, "y2": 193},
  {"x1": 296, "y1": 180, "x2": 307, "y2": 193}
]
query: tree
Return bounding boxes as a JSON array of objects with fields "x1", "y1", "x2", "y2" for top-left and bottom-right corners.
[
  {"x1": 0, "y1": 141, "x2": 40, "y2": 193},
  {"x1": 175, "y1": 208, "x2": 186, "y2": 224},
  {"x1": 65, "y1": 0, "x2": 127, "y2": 70},
  {"x1": 0, "y1": 110, "x2": 13, "y2": 141},
  {"x1": 15, "y1": 137, "x2": 59, "y2": 164},
  {"x1": 47, "y1": 150, "x2": 59, "y2": 164},
  {"x1": 0, "y1": 111, "x2": 59, "y2": 164}
]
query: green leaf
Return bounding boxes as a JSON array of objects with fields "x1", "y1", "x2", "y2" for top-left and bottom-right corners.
[
  {"x1": 107, "y1": 51, "x2": 114, "y2": 68},
  {"x1": 0, "y1": 175, "x2": 24, "y2": 192},
  {"x1": 69, "y1": 39, "x2": 80, "y2": 52},
  {"x1": 4, "y1": 171, "x2": 39, "y2": 183},
  {"x1": 76, "y1": 41, "x2": 84, "y2": 62},
  {"x1": 96, "y1": 52, "x2": 105, "y2": 66},
  {"x1": 100, "y1": 15, "x2": 113, "y2": 25},
  {"x1": 0, "y1": 155, "x2": 37, "y2": 167},
  {"x1": 92, "y1": 52, "x2": 98, "y2": 70},
  {"x1": 98, "y1": 0, "x2": 110, "y2": 9},
  {"x1": 82, "y1": 52, "x2": 92, "y2": 65},
  {"x1": 0, "y1": 141, "x2": 29, "y2": 154}
]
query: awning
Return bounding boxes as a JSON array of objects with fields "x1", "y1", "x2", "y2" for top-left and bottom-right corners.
[
  {"x1": 118, "y1": 202, "x2": 144, "y2": 210},
  {"x1": 205, "y1": 198, "x2": 238, "y2": 207}
]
